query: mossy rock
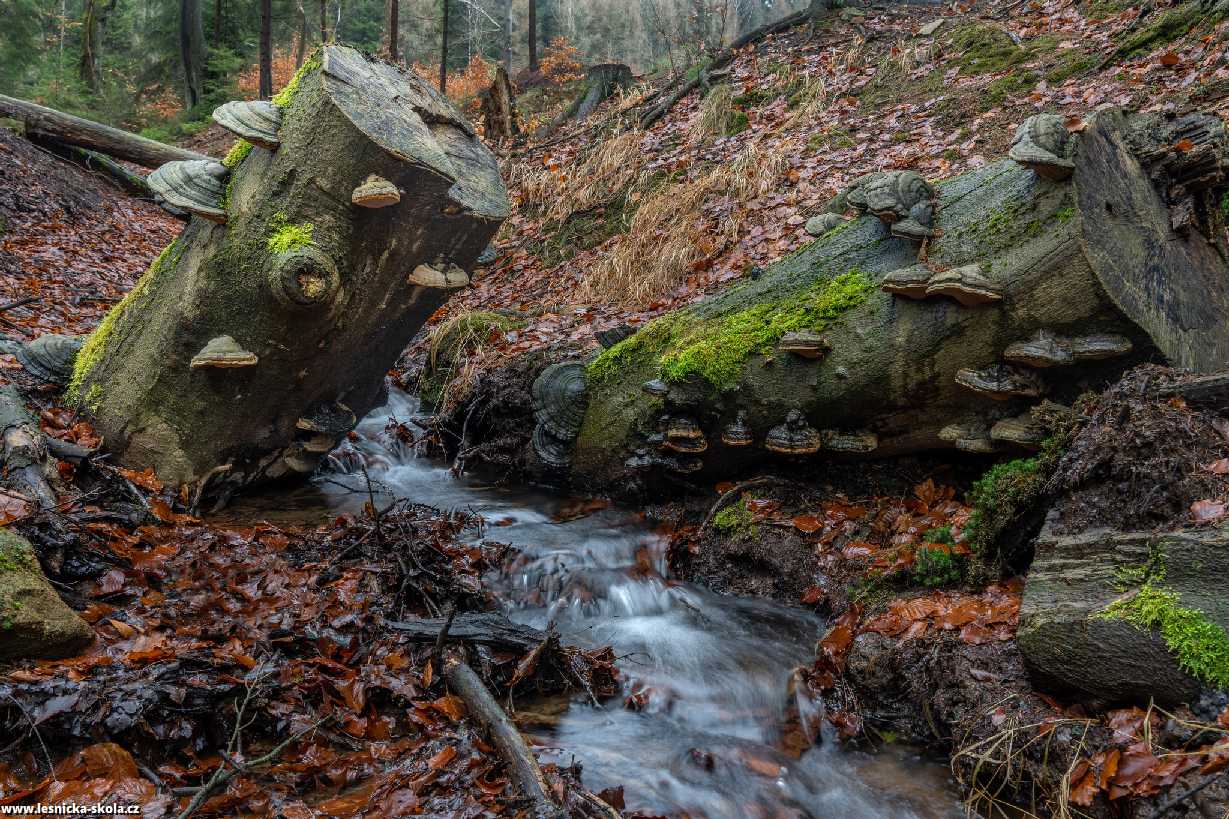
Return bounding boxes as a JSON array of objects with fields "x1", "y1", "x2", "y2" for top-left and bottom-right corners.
[
  {"x1": 0, "y1": 529, "x2": 93, "y2": 661},
  {"x1": 1019, "y1": 525, "x2": 1229, "y2": 704}
]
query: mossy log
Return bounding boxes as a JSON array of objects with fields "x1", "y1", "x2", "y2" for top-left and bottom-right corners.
[
  {"x1": 62, "y1": 47, "x2": 508, "y2": 502},
  {"x1": 550, "y1": 109, "x2": 1229, "y2": 490}
]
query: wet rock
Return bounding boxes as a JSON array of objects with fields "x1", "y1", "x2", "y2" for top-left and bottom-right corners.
[
  {"x1": 1017, "y1": 522, "x2": 1228, "y2": 705},
  {"x1": 0, "y1": 529, "x2": 93, "y2": 661}
]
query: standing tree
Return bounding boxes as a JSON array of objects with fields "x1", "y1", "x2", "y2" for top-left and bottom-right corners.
[
  {"x1": 213, "y1": 0, "x2": 223, "y2": 45},
  {"x1": 295, "y1": 0, "x2": 308, "y2": 67},
  {"x1": 527, "y1": 0, "x2": 538, "y2": 71},
  {"x1": 320, "y1": 0, "x2": 328, "y2": 43},
  {"x1": 79, "y1": 0, "x2": 101, "y2": 93},
  {"x1": 258, "y1": 0, "x2": 273, "y2": 99},
  {"x1": 439, "y1": 0, "x2": 450, "y2": 93},
  {"x1": 180, "y1": 0, "x2": 206, "y2": 108},
  {"x1": 382, "y1": 0, "x2": 399, "y2": 60}
]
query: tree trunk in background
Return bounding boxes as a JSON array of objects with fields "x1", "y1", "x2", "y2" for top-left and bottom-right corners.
[
  {"x1": 528, "y1": 0, "x2": 538, "y2": 71},
  {"x1": 213, "y1": 0, "x2": 223, "y2": 45},
  {"x1": 295, "y1": 0, "x2": 307, "y2": 67},
  {"x1": 480, "y1": 64, "x2": 518, "y2": 142},
  {"x1": 503, "y1": 0, "x2": 513, "y2": 67},
  {"x1": 63, "y1": 47, "x2": 508, "y2": 505},
  {"x1": 79, "y1": 0, "x2": 99, "y2": 93},
  {"x1": 180, "y1": 0, "x2": 206, "y2": 109},
  {"x1": 320, "y1": 0, "x2": 328, "y2": 43},
  {"x1": 382, "y1": 0, "x2": 399, "y2": 61},
  {"x1": 553, "y1": 109, "x2": 1229, "y2": 490},
  {"x1": 439, "y1": 0, "x2": 450, "y2": 93},
  {"x1": 258, "y1": 0, "x2": 273, "y2": 99}
]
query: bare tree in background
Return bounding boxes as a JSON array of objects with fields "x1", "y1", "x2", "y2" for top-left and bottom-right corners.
[
  {"x1": 383, "y1": 0, "x2": 400, "y2": 59},
  {"x1": 80, "y1": 0, "x2": 117, "y2": 93},
  {"x1": 295, "y1": 0, "x2": 308, "y2": 67},
  {"x1": 440, "y1": 0, "x2": 450, "y2": 92},
  {"x1": 179, "y1": 0, "x2": 205, "y2": 106},
  {"x1": 528, "y1": 0, "x2": 538, "y2": 71},
  {"x1": 320, "y1": 0, "x2": 328, "y2": 43},
  {"x1": 258, "y1": 0, "x2": 272, "y2": 98}
]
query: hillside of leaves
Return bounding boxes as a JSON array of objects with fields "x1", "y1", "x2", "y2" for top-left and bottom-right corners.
[{"x1": 416, "y1": 0, "x2": 1229, "y2": 408}]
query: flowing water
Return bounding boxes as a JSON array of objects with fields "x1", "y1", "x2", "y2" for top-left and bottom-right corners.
[{"x1": 239, "y1": 391, "x2": 964, "y2": 818}]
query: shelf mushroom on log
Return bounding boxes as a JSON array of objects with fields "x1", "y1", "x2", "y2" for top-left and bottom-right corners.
[
  {"x1": 6, "y1": 46, "x2": 508, "y2": 505},
  {"x1": 530, "y1": 108, "x2": 1229, "y2": 490}
]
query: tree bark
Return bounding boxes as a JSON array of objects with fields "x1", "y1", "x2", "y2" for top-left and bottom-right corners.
[
  {"x1": 0, "y1": 94, "x2": 212, "y2": 168},
  {"x1": 258, "y1": 0, "x2": 273, "y2": 100},
  {"x1": 559, "y1": 63, "x2": 632, "y2": 123},
  {"x1": 480, "y1": 64, "x2": 518, "y2": 142},
  {"x1": 180, "y1": 0, "x2": 206, "y2": 109},
  {"x1": 213, "y1": 0, "x2": 223, "y2": 45},
  {"x1": 319, "y1": 0, "x2": 328, "y2": 43},
  {"x1": 64, "y1": 47, "x2": 508, "y2": 504},
  {"x1": 294, "y1": 0, "x2": 307, "y2": 68},
  {"x1": 439, "y1": 0, "x2": 450, "y2": 93},
  {"x1": 554, "y1": 109, "x2": 1229, "y2": 490},
  {"x1": 528, "y1": 0, "x2": 538, "y2": 72},
  {"x1": 382, "y1": 0, "x2": 398, "y2": 61},
  {"x1": 79, "y1": 0, "x2": 100, "y2": 93}
]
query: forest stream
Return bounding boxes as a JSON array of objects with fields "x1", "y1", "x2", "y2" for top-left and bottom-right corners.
[{"x1": 231, "y1": 390, "x2": 964, "y2": 818}]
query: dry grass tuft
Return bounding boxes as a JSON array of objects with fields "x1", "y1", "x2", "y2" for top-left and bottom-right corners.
[
  {"x1": 581, "y1": 139, "x2": 790, "y2": 307},
  {"x1": 690, "y1": 84, "x2": 735, "y2": 142},
  {"x1": 506, "y1": 128, "x2": 650, "y2": 225},
  {"x1": 422, "y1": 311, "x2": 519, "y2": 412}
]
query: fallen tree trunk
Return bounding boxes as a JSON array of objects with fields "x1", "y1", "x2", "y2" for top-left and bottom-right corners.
[
  {"x1": 0, "y1": 94, "x2": 211, "y2": 168},
  {"x1": 533, "y1": 109, "x2": 1229, "y2": 490},
  {"x1": 42, "y1": 46, "x2": 507, "y2": 504},
  {"x1": 640, "y1": 11, "x2": 810, "y2": 128},
  {"x1": 30, "y1": 138, "x2": 156, "y2": 200}
]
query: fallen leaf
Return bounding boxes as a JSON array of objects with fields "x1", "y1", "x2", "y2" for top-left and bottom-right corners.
[{"x1": 1191, "y1": 499, "x2": 1226, "y2": 524}]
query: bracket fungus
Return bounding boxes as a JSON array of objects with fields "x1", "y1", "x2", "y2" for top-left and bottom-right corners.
[
  {"x1": 0, "y1": 334, "x2": 82, "y2": 387},
  {"x1": 189, "y1": 335, "x2": 259, "y2": 369},
  {"x1": 880, "y1": 264, "x2": 933, "y2": 300},
  {"x1": 1009, "y1": 114, "x2": 1074, "y2": 181},
  {"x1": 596, "y1": 324, "x2": 636, "y2": 349},
  {"x1": 832, "y1": 170, "x2": 938, "y2": 241},
  {"x1": 956, "y1": 365, "x2": 1046, "y2": 400},
  {"x1": 990, "y1": 415, "x2": 1046, "y2": 449},
  {"x1": 212, "y1": 100, "x2": 282, "y2": 150},
  {"x1": 1004, "y1": 331, "x2": 1133, "y2": 367},
  {"x1": 408, "y1": 262, "x2": 471, "y2": 289},
  {"x1": 939, "y1": 422, "x2": 996, "y2": 454},
  {"x1": 351, "y1": 174, "x2": 401, "y2": 208},
  {"x1": 531, "y1": 362, "x2": 589, "y2": 469},
  {"x1": 765, "y1": 410, "x2": 822, "y2": 456},
  {"x1": 777, "y1": 331, "x2": 830, "y2": 360},
  {"x1": 805, "y1": 213, "x2": 846, "y2": 237},
  {"x1": 148, "y1": 160, "x2": 229, "y2": 223},
  {"x1": 663, "y1": 416, "x2": 707, "y2": 454},
  {"x1": 721, "y1": 412, "x2": 754, "y2": 447},
  {"x1": 925, "y1": 265, "x2": 1003, "y2": 306}
]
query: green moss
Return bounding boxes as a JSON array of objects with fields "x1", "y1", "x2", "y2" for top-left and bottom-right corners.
[
  {"x1": 984, "y1": 71, "x2": 1038, "y2": 108},
  {"x1": 1044, "y1": 50, "x2": 1097, "y2": 84},
  {"x1": 84, "y1": 383, "x2": 103, "y2": 413},
  {"x1": 734, "y1": 88, "x2": 775, "y2": 107},
  {"x1": 1113, "y1": 2, "x2": 1221, "y2": 59},
  {"x1": 965, "y1": 457, "x2": 1043, "y2": 554},
  {"x1": 0, "y1": 532, "x2": 35, "y2": 574},
  {"x1": 923, "y1": 525, "x2": 954, "y2": 545},
  {"x1": 587, "y1": 315, "x2": 685, "y2": 387},
  {"x1": 914, "y1": 543, "x2": 963, "y2": 587},
  {"x1": 267, "y1": 213, "x2": 315, "y2": 254},
  {"x1": 66, "y1": 239, "x2": 182, "y2": 405},
  {"x1": 950, "y1": 24, "x2": 1027, "y2": 74},
  {"x1": 272, "y1": 54, "x2": 321, "y2": 107},
  {"x1": 1054, "y1": 205, "x2": 1076, "y2": 221},
  {"x1": 808, "y1": 127, "x2": 856, "y2": 151},
  {"x1": 713, "y1": 499, "x2": 755, "y2": 535},
  {"x1": 658, "y1": 271, "x2": 873, "y2": 389},
  {"x1": 727, "y1": 110, "x2": 750, "y2": 136},
  {"x1": 222, "y1": 139, "x2": 253, "y2": 169},
  {"x1": 1084, "y1": 0, "x2": 1132, "y2": 20},
  {"x1": 1099, "y1": 583, "x2": 1229, "y2": 688}
]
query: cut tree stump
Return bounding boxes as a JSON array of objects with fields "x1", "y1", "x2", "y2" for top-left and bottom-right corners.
[
  {"x1": 52, "y1": 47, "x2": 508, "y2": 503},
  {"x1": 480, "y1": 64, "x2": 519, "y2": 143},
  {"x1": 537, "y1": 108, "x2": 1229, "y2": 489},
  {"x1": 561, "y1": 63, "x2": 633, "y2": 124},
  {"x1": 0, "y1": 94, "x2": 211, "y2": 168}
]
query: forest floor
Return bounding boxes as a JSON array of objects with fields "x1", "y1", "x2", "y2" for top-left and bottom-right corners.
[{"x1": 2, "y1": 0, "x2": 1229, "y2": 816}]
